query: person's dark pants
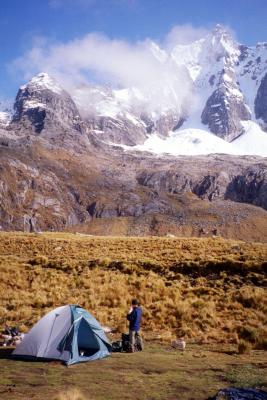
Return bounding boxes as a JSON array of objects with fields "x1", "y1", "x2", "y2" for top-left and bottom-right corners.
[{"x1": 129, "y1": 330, "x2": 143, "y2": 352}]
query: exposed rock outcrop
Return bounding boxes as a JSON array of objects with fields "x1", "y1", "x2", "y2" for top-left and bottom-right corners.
[
  {"x1": 143, "y1": 112, "x2": 185, "y2": 138},
  {"x1": 11, "y1": 73, "x2": 88, "y2": 150},
  {"x1": 255, "y1": 72, "x2": 267, "y2": 130},
  {"x1": 136, "y1": 158, "x2": 267, "y2": 210},
  {"x1": 201, "y1": 72, "x2": 251, "y2": 141},
  {"x1": 85, "y1": 115, "x2": 148, "y2": 146},
  {"x1": 225, "y1": 169, "x2": 267, "y2": 209},
  {"x1": 0, "y1": 138, "x2": 266, "y2": 240},
  {"x1": 0, "y1": 27, "x2": 267, "y2": 240}
]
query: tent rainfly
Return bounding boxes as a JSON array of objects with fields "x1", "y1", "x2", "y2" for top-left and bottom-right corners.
[{"x1": 12, "y1": 305, "x2": 111, "y2": 365}]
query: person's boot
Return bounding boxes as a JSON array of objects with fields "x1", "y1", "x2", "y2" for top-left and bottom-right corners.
[{"x1": 127, "y1": 344, "x2": 135, "y2": 353}]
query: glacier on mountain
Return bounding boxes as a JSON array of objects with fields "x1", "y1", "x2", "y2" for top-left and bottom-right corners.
[
  {"x1": 2, "y1": 25, "x2": 267, "y2": 157},
  {"x1": 132, "y1": 121, "x2": 267, "y2": 157}
]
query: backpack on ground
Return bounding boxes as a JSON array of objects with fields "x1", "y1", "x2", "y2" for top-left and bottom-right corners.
[
  {"x1": 111, "y1": 341, "x2": 123, "y2": 352},
  {"x1": 121, "y1": 333, "x2": 143, "y2": 352},
  {"x1": 121, "y1": 333, "x2": 131, "y2": 352}
]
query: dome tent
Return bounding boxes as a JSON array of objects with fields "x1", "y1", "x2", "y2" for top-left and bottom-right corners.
[{"x1": 12, "y1": 305, "x2": 111, "y2": 365}]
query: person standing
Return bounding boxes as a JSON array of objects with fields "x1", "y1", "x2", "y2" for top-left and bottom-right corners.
[{"x1": 126, "y1": 299, "x2": 143, "y2": 352}]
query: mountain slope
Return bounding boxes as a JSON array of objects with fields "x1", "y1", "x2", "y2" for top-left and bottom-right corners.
[
  {"x1": 0, "y1": 134, "x2": 266, "y2": 240},
  {"x1": 0, "y1": 25, "x2": 266, "y2": 238},
  {"x1": 10, "y1": 73, "x2": 90, "y2": 151},
  {"x1": 2, "y1": 25, "x2": 267, "y2": 155}
]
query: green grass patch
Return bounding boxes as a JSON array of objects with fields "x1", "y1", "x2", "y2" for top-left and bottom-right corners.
[{"x1": 0, "y1": 344, "x2": 266, "y2": 400}]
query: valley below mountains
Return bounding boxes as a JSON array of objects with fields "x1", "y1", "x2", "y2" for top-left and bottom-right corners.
[
  {"x1": 0, "y1": 25, "x2": 267, "y2": 241},
  {"x1": 1, "y1": 138, "x2": 266, "y2": 241}
]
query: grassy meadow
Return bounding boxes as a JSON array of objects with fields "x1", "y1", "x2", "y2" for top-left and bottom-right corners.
[
  {"x1": 0, "y1": 232, "x2": 266, "y2": 399},
  {"x1": 0, "y1": 232, "x2": 266, "y2": 347},
  {"x1": 0, "y1": 343, "x2": 266, "y2": 400}
]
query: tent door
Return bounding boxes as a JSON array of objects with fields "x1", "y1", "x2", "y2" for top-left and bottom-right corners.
[{"x1": 77, "y1": 318, "x2": 100, "y2": 357}]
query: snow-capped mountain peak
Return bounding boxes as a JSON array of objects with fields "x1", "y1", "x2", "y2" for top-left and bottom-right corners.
[
  {"x1": 210, "y1": 24, "x2": 238, "y2": 54},
  {"x1": 11, "y1": 72, "x2": 83, "y2": 137},
  {"x1": 20, "y1": 72, "x2": 63, "y2": 95},
  {"x1": 201, "y1": 27, "x2": 239, "y2": 71},
  {"x1": 147, "y1": 40, "x2": 168, "y2": 63},
  {"x1": 2, "y1": 25, "x2": 267, "y2": 156}
]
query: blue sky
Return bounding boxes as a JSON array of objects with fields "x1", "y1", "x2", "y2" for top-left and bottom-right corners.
[{"x1": 1, "y1": 0, "x2": 267, "y2": 101}]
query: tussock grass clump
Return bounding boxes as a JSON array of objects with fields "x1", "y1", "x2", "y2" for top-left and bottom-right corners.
[
  {"x1": 226, "y1": 363, "x2": 267, "y2": 388},
  {"x1": 238, "y1": 340, "x2": 252, "y2": 354},
  {"x1": 54, "y1": 388, "x2": 86, "y2": 400},
  {"x1": 0, "y1": 233, "x2": 266, "y2": 344},
  {"x1": 238, "y1": 326, "x2": 259, "y2": 344},
  {"x1": 235, "y1": 286, "x2": 266, "y2": 310},
  {"x1": 29, "y1": 255, "x2": 49, "y2": 267}
]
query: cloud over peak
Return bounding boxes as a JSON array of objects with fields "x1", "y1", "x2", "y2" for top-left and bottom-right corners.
[{"x1": 11, "y1": 24, "x2": 218, "y2": 115}]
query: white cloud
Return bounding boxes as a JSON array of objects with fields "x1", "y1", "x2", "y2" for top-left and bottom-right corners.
[
  {"x1": 10, "y1": 24, "x2": 214, "y2": 116},
  {"x1": 14, "y1": 34, "x2": 164, "y2": 86},
  {"x1": 165, "y1": 24, "x2": 209, "y2": 49}
]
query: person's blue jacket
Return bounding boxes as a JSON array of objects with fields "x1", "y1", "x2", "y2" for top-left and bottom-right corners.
[{"x1": 127, "y1": 306, "x2": 142, "y2": 331}]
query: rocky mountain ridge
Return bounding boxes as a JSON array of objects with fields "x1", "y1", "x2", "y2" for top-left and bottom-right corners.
[
  {"x1": 0, "y1": 25, "x2": 266, "y2": 238},
  {"x1": 1, "y1": 25, "x2": 267, "y2": 155},
  {"x1": 0, "y1": 133, "x2": 266, "y2": 240}
]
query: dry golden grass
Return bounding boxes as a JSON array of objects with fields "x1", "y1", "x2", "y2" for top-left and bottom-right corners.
[
  {"x1": 0, "y1": 232, "x2": 266, "y2": 348},
  {"x1": 54, "y1": 388, "x2": 87, "y2": 400},
  {"x1": 238, "y1": 340, "x2": 252, "y2": 354}
]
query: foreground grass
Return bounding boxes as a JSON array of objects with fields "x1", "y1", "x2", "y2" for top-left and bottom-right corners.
[
  {"x1": 0, "y1": 344, "x2": 266, "y2": 400},
  {"x1": 0, "y1": 233, "x2": 266, "y2": 346}
]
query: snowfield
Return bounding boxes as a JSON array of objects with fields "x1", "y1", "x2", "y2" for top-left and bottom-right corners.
[
  {"x1": 134, "y1": 122, "x2": 267, "y2": 157},
  {"x1": 0, "y1": 111, "x2": 11, "y2": 126},
  {"x1": 233, "y1": 121, "x2": 267, "y2": 156},
  {"x1": 135, "y1": 129, "x2": 234, "y2": 155},
  {"x1": 2, "y1": 26, "x2": 267, "y2": 158}
]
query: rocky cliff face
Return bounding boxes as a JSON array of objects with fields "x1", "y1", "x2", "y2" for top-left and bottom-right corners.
[
  {"x1": 81, "y1": 96, "x2": 186, "y2": 146},
  {"x1": 11, "y1": 73, "x2": 89, "y2": 151},
  {"x1": 0, "y1": 26, "x2": 266, "y2": 239},
  {"x1": 255, "y1": 72, "x2": 267, "y2": 130},
  {"x1": 201, "y1": 73, "x2": 251, "y2": 141},
  {"x1": 0, "y1": 133, "x2": 266, "y2": 241},
  {"x1": 225, "y1": 169, "x2": 267, "y2": 209},
  {"x1": 136, "y1": 157, "x2": 267, "y2": 210},
  {"x1": 199, "y1": 26, "x2": 251, "y2": 140},
  {"x1": 172, "y1": 25, "x2": 267, "y2": 143},
  {"x1": 12, "y1": 73, "x2": 81, "y2": 132},
  {"x1": 2, "y1": 25, "x2": 267, "y2": 151},
  {"x1": 85, "y1": 114, "x2": 148, "y2": 146},
  {"x1": 147, "y1": 112, "x2": 185, "y2": 138}
]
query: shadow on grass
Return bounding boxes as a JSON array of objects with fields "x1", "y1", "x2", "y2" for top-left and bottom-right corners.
[
  {"x1": 207, "y1": 348, "x2": 237, "y2": 356},
  {"x1": 0, "y1": 347, "x2": 64, "y2": 366},
  {"x1": 0, "y1": 347, "x2": 13, "y2": 359}
]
